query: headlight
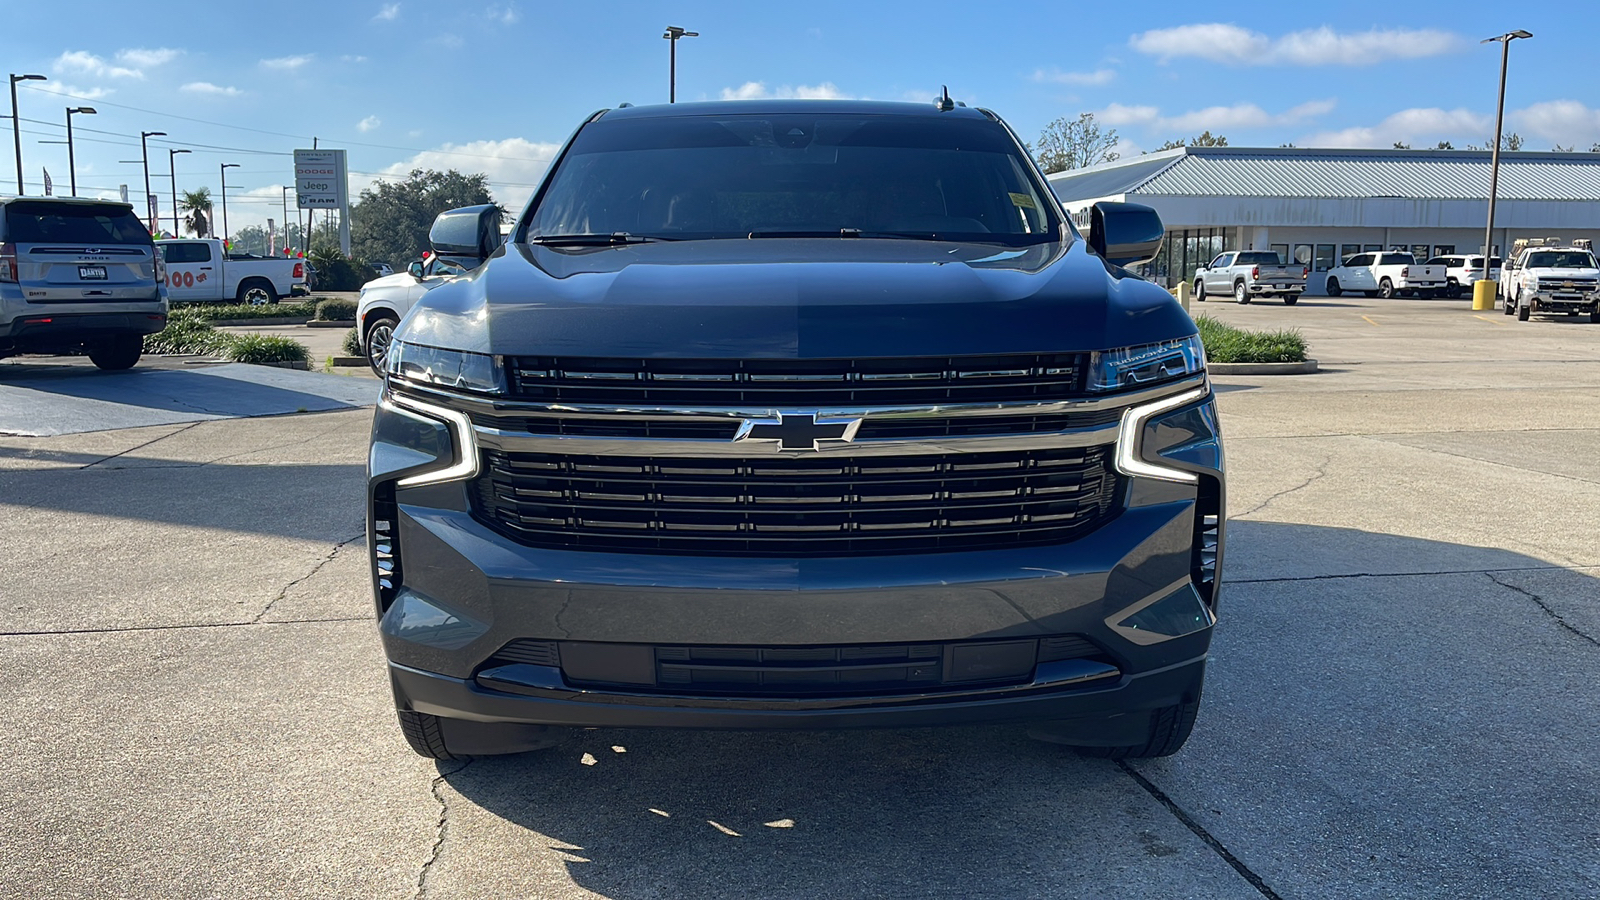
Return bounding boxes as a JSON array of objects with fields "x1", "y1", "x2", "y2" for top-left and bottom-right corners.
[
  {"x1": 386, "y1": 341, "x2": 505, "y2": 394},
  {"x1": 1088, "y1": 335, "x2": 1205, "y2": 393}
]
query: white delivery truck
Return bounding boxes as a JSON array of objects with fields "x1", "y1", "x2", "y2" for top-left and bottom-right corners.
[{"x1": 156, "y1": 238, "x2": 306, "y2": 305}]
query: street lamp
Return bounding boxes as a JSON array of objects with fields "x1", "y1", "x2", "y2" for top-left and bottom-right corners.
[
  {"x1": 1478, "y1": 29, "x2": 1533, "y2": 309},
  {"x1": 663, "y1": 25, "x2": 699, "y2": 103},
  {"x1": 220, "y1": 162, "x2": 239, "y2": 242},
  {"x1": 65, "y1": 107, "x2": 96, "y2": 197},
  {"x1": 140, "y1": 131, "x2": 166, "y2": 232},
  {"x1": 10, "y1": 73, "x2": 46, "y2": 193},
  {"x1": 168, "y1": 148, "x2": 190, "y2": 235}
]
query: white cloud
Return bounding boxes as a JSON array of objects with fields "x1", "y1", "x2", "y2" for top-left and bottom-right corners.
[
  {"x1": 261, "y1": 54, "x2": 313, "y2": 71},
  {"x1": 485, "y1": 3, "x2": 519, "y2": 24},
  {"x1": 1096, "y1": 99, "x2": 1336, "y2": 134},
  {"x1": 54, "y1": 50, "x2": 142, "y2": 79},
  {"x1": 1031, "y1": 68, "x2": 1116, "y2": 86},
  {"x1": 433, "y1": 33, "x2": 465, "y2": 49},
  {"x1": 49, "y1": 83, "x2": 112, "y2": 100},
  {"x1": 375, "y1": 2, "x2": 400, "y2": 20},
  {"x1": 181, "y1": 82, "x2": 241, "y2": 97},
  {"x1": 1130, "y1": 24, "x2": 1464, "y2": 66},
  {"x1": 365, "y1": 137, "x2": 562, "y2": 212},
  {"x1": 358, "y1": 115, "x2": 382, "y2": 132},
  {"x1": 1301, "y1": 107, "x2": 1491, "y2": 148},
  {"x1": 720, "y1": 81, "x2": 850, "y2": 101},
  {"x1": 115, "y1": 47, "x2": 181, "y2": 68},
  {"x1": 343, "y1": 55, "x2": 369, "y2": 63},
  {"x1": 1513, "y1": 100, "x2": 1600, "y2": 147}
]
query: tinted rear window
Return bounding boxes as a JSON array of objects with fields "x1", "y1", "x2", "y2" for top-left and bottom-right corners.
[
  {"x1": 527, "y1": 114, "x2": 1059, "y2": 245},
  {"x1": 4, "y1": 201, "x2": 151, "y2": 245},
  {"x1": 1235, "y1": 252, "x2": 1280, "y2": 265}
]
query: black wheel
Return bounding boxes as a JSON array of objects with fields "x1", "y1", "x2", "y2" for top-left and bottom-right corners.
[
  {"x1": 1504, "y1": 292, "x2": 1515, "y2": 315},
  {"x1": 1447, "y1": 281, "x2": 1461, "y2": 298},
  {"x1": 1518, "y1": 301, "x2": 1530, "y2": 321},
  {"x1": 1283, "y1": 294, "x2": 1299, "y2": 306},
  {"x1": 238, "y1": 278, "x2": 278, "y2": 306},
  {"x1": 1590, "y1": 310, "x2": 1600, "y2": 324},
  {"x1": 397, "y1": 710, "x2": 456, "y2": 760},
  {"x1": 1075, "y1": 697, "x2": 1203, "y2": 760},
  {"x1": 1234, "y1": 281, "x2": 1250, "y2": 304},
  {"x1": 364, "y1": 314, "x2": 400, "y2": 375},
  {"x1": 1378, "y1": 278, "x2": 1395, "y2": 299},
  {"x1": 1326, "y1": 277, "x2": 1341, "y2": 297},
  {"x1": 1193, "y1": 280, "x2": 1207, "y2": 302},
  {"x1": 88, "y1": 334, "x2": 143, "y2": 370}
]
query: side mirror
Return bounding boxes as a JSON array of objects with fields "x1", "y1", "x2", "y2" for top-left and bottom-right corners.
[
  {"x1": 1089, "y1": 201, "x2": 1164, "y2": 267},
  {"x1": 407, "y1": 261, "x2": 425, "y2": 279},
  {"x1": 429, "y1": 204, "x2": 504, "y2": 270}
]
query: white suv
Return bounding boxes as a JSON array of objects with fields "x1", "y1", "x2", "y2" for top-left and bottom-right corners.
[{"x1": 1425, "y1": 254, "x2": 1501, "y2": 299}]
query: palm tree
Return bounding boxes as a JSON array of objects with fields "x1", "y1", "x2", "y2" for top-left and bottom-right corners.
[{"x1": 178, "y1": 188, "x2": 213, "y2": 238}]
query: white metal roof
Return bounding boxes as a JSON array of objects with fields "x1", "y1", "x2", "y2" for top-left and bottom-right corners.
[{"x1": 1048, "y1": 147, "x2": 1600, "y2": 203}]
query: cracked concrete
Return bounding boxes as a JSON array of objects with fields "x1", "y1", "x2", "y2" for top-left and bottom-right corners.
[{"x1": 417, "y1": 760, "x2": 474, "y2": 900}]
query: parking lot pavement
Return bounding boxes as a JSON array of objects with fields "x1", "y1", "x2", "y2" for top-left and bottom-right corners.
[{"x1": 1, "y1": 297, "x2": 1597, "y2": 898}]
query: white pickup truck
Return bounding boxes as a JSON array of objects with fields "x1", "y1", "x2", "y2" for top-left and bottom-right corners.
[
  {"x1": 1193, "y1": 250, "x2": 1307, "y2": 305},
  {"x1": 1501, "y1": 242, "x2": 1600, "y2": 323},
  {"x1": 1324, "y1": 251, "x2": 1446, "y2": 299},
  {"x1": 156, "y1": 238, "x2": 306, "y2": 305}
]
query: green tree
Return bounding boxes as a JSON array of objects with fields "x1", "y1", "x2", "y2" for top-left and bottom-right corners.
[
  {"x1": 1032, "y1": 113, "x2": 1120, "y2": 174},
  {"x1": 1434, "y1": 141, "x2": 1455, "y2": 150},
  {"x1": 1156, "y1": 131, "x2": 1229, "y2": 151},
  {"x1": 179, "y1": 188, "x2": 213, "y2": 238},
  {"x1": 1392, "y1": 141, "x2": 1412, "y2": 150},
  {"x1": 350, "y1": 169, "x2": 499, "y2": 267}
]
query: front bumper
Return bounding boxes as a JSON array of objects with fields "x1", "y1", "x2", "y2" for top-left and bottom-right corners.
[{"x1": 1527, "y1": 291, "x2": 1599, "y2": 313}]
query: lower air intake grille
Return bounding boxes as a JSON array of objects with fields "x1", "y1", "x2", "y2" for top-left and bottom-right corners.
[{"x1": 472, "y1": 445, "x2": 1121, "y2": 557}]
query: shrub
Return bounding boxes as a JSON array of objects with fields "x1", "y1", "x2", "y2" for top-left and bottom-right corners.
[
  {"x1": 316, "y1": 298, "x2": 358, "y2": 321},
  {"x1": 308, "y1": 246, "x2": 381, "y2": 291},
  {"x1": 341, "y1": 328, "x2": 362, "y2": 355},
  {"x1": 1193, "y1": 315, "x2": 1308, "y2": 363},
  {"x1": 180, "y1": 302, "x2": 317, "y2": 322},
  {"x1": 144, "y1": 310, "x2": 231, "y2": 355},
  {"x1": 224, "y1": 334, "x2": 311, "y2": 365}
]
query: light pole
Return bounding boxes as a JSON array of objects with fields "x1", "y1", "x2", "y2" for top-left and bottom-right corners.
[
  {"x1": 281, "y1": 186, "x2": 293, "y2": 255},
  {"x1": 65, "y1": 106, "x2": 96, "y2": 197},
  {"x1": 1478, "y1": 29, "x2": 1532, "y2": 309},
  {"x1": 663, "y1": 25, "x2": 698, "y2": 103},
  {"x1": 10, "y1": 73, "x2": 46, "y2": 194},
  {"x1": 168, "y1": 148, "x2": 190, "y2": 235},
  {"x1": 220, "y1": 162, "x2": 239, "y2": 242},
  {"x1": 140, "y1": 131, "x2": 166, "y2": 232}
]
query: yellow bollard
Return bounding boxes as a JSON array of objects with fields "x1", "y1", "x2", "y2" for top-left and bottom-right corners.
[
  {"x1": 1174, "y1": 280, "x2": 1192, "y2": 312},
  {"x1": 1471, "y1": 279, "x2": 1497, "y2": 311}
]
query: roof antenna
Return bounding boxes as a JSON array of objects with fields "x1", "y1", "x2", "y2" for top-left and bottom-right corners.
[{"x1": 935, "y1": 86, "x2": 955, "y2": 112}]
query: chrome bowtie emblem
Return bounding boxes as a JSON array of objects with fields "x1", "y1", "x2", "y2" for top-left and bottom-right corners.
[{"x1": 734, "y1": 411, "x2": 862, "y2": 451}]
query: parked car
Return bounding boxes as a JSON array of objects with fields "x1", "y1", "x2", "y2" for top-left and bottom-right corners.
[
  {"x1": 1501, "y1": 239, "x2": 1600, "y2": 322},
  {"x1": 355, "y1": 254, "x2": 470, "y2": 373},
  {"x1": 1325, "y1": 251, "x2": 1446, "y2": 299},
  {"x1": 0, "y1": 196, "x2": 167, "y2": 370},
  {"x1": 368, "y1": 100, "x2": 1224, "y2": 762},
  {"x1": 1426, "y1": 254, "x2": 1501, "y2": 299},
  {"x1": 1193, "y1": 250, "x2": 1306, "y2": 305},
  {"x1": 156, "y1": 238, "x2": 306, "y2": 305},
  {"x1": 372, "y1": 262, "x2": 394, "y2": 277}
]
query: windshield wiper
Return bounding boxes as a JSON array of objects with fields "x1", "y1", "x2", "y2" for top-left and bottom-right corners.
[{"x1": 529, "y1": 232, "x2": 677, "y2": 246}]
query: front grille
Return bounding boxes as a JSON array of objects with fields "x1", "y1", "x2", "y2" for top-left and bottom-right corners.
[
  {"x1": 470, "y1": 408, "x2": 1123, "y2": 442},
  {"x1": 481, "y1": 634, "x2": 1111, "y2": 697},
  {"x1": 1539, "y1": 278, "x2": 1598, "y2": 291},
  {"x1": 473, "y1": 445, "x2": 1121, "y2": 556},
  {"x1": 506, "y1": 354, "x2": 1088, "y2": 406}
]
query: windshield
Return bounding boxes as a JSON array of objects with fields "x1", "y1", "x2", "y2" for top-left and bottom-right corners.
[
  {"x1": 525, "y1": 113, "x2": 1060, "y2": 245},
  {"x1": 4, "y1": 201, "x2": 151, "y2": 245},
  {"x1": 1525, "y1": 251, "x2": 1596, "y2": 268}
]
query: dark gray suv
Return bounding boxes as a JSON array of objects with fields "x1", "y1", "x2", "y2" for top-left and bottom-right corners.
[{"x1": 369, "y1": 100, "x2": 1224, "y2": 760}]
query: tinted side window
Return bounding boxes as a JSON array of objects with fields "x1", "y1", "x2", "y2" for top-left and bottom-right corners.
[
  {"x1": 1345, "y1": 254, "x2": 1372, "y2": 267},
  {"x1": 160, "y1": 242, "x2": 212, "y2": 263},
  {"x1": 3, "y1": 201, "x2": 151, "y2": 245}
]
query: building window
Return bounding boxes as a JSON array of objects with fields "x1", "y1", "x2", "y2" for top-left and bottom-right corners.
[
  {"x1": 1434, "y1": 244, "x2": 1456, "y2": 257},
  {"x1": 1314, "y1": 244, "x2": 1335, "y2": 272},
  {"x1": 1411, "y1": 244, "x2": 1431, "y2": 261},
  {"x1": 1271, "y1": 243, "x2": 1289, "y2": 265},
  {"x1": 1340, "y1": 244, "x2": 1361, "y2": 264},
  {"x1": 1293, "y1": 244, "x2": 1313, "y2": 267},
  {"x1": 1364, "y1": 244, "x2": 1383, "y2": 253}
]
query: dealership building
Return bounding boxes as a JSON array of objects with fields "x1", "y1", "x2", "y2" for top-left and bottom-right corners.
[{"x1": 1046, "y1": 146, "x2": 1600, "y2": 294}]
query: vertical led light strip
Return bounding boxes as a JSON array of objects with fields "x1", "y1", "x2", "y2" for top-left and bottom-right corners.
[
  {"x1": 388, "y1": 393, "x2": 482, "y2": 487},
  {"x1": 1114, "y1": 387, "x2": 1209, "y2": 484}
]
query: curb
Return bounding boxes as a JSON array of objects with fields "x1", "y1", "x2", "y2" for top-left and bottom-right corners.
[
  {"x1": 330, "y1": 356, "x2": 368, "y2": 367},
  {"x1": 307, "y1": 320, "x2": 355, "y2": 328},
  {"x1": 208, "y1": 317, "x2": 312, "y2": 327},
  {"x1": 1209, "y1": 358, "x2": 1319, "y2": 375},
  {"x1": 257, "y1": 360, "x2": 311, "y2": 370}
]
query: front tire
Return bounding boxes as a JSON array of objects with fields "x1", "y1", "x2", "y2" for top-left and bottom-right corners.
[
  {"x1": 1194, "y1": 280, "x2": 1207, "y2": 302},
  {"x1": 1326, "y1": 277, "x2": 1342, "y2": 297},
  {"x1": 396, "y1": 710, "x2": 568, "y2": 759},
  {"x1": 88, "y1": 334, "x2": 143, "y2": 370},
  {"x1": 1378, "y1": 278, "x2": 1395, "y2": 299},
  {"x1": 1517, "y1": 296, "x2": 1530, "y2": 321},
  {"x1": 238, "y1": 279, "x2": 278, "y2": 306},
  {"x1": 364, "y1": 314, "x2": 400, "y2": 375},
  {"x1": 1234, "y1": 281, "x2": 1250, "y2": 304},
  {"x1": 1590, "y1": 310, "x2": 1600, "y2": 324},
  {"x1": 1069, "y1": 697, "x2": 1202, "y2": 760}
]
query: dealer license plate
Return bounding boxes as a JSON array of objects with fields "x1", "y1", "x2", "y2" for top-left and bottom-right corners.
[{"x1": 78, "y1": 265, "x2": 107, "y2": 280}]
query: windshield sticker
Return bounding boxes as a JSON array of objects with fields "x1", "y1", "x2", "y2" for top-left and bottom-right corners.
[{"x1": 1009, "y1": 192, "x2": 1037, "y2": 210}]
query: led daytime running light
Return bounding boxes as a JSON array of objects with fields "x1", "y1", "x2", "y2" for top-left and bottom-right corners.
[
  {"x1": 388, "y1": 393, "x2": 481, "y2": 487},
  {"x1": 1115, "y1": 387, "x2": 1209, "y2": 483}
]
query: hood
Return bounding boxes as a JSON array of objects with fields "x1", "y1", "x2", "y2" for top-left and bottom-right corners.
[
  {"x1": 398, "y1": 237, "x2": 1195, "y2": 359},
  {"x1": 361, "y1": 271, "x2": 414, "y2": 293}
]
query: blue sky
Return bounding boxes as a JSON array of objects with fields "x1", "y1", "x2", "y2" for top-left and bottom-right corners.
[{"x1": 3, "y1": 1, "x2": 1594, "y2": 235}]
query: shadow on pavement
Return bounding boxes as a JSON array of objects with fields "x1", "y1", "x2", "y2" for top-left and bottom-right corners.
[{"x1": 432, "y1": 523, "x2": 1599, "y2": 899}]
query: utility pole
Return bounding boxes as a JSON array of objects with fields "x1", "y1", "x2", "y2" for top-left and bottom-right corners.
[
  {"x1": 141, "y1": 131, "x2": 166, "y2": 232},
  {"x1": 220, "y1": 162, "x2": 240, "y2": 241},
  {"x1": 1476, "y1": 30, "x2": 1532, "y2": 311},
  {"x1": 10, "y1": 73, "x2": 46, "y2": 193},
  {"x1": 168, "y1": 148, "x2": 190, "y2": 234},
  {"x1": 663, "y1": 26, "x2": 699, "y2": 103},
  {"x1": 282, "y1": 187, "x2": 291, "y2": 255}
]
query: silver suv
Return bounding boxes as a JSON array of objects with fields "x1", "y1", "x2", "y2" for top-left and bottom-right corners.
[{"x1": 0, "y1": 197, "x2": 168, "y2": 369}]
